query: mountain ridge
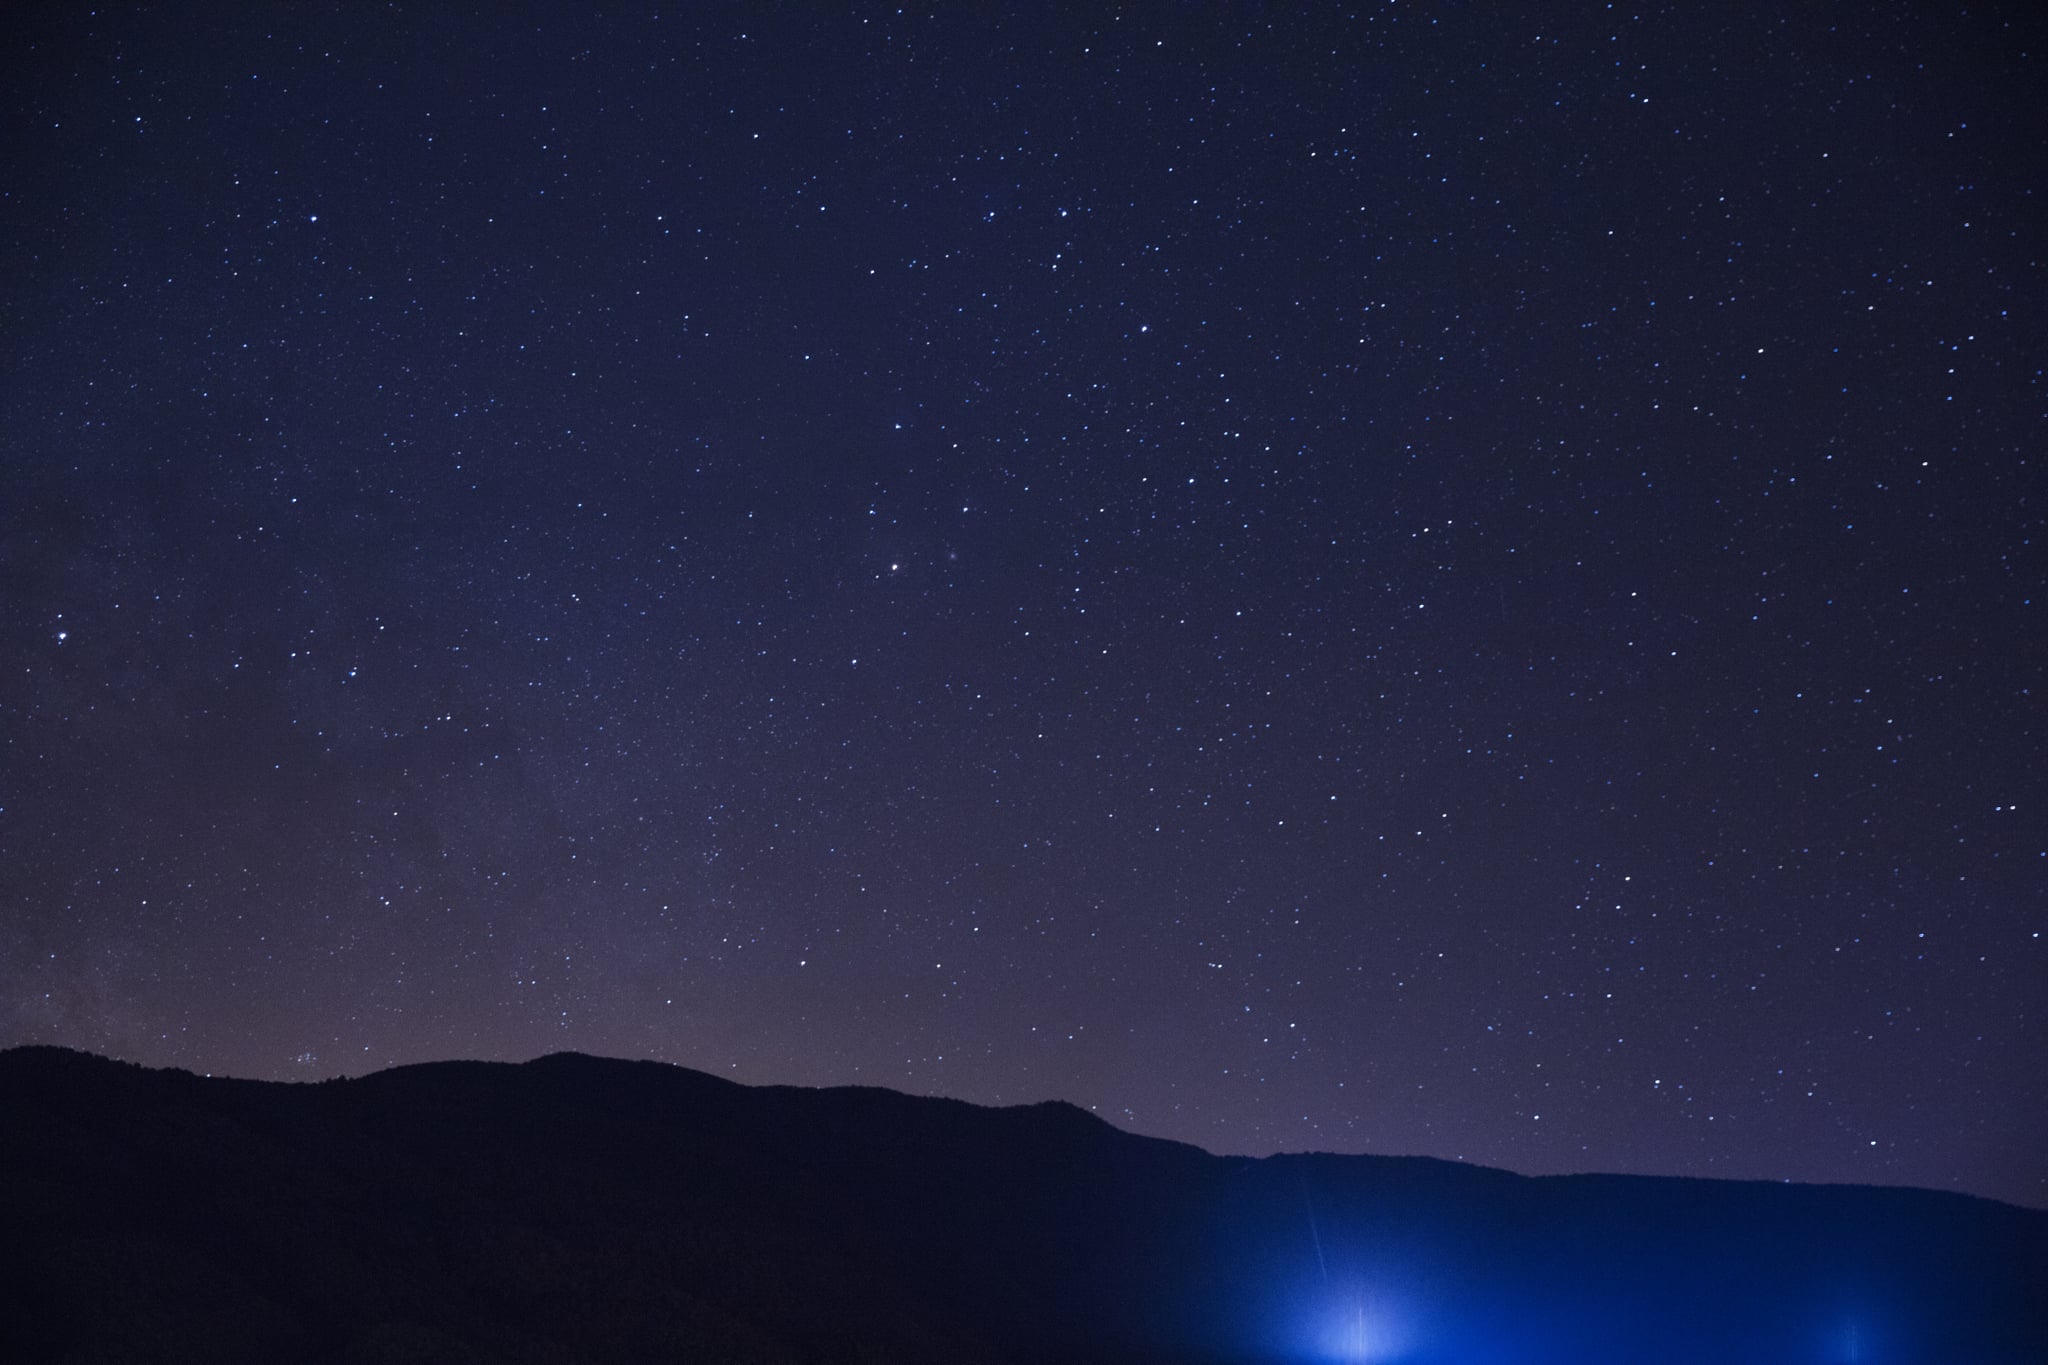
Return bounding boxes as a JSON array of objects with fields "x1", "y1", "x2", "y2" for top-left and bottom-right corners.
[
  {"x1": 4, "y1": 1045, "x2": 2042, "y2": 1363},
  {"x1": 9, "y1": 1043, "x2": 2023, "y2": 1211}
]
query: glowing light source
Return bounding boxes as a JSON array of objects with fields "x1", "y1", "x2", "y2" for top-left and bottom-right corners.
[{"x1": 1307, "y1": 1287, "x2": 1414, "y2": 1363}]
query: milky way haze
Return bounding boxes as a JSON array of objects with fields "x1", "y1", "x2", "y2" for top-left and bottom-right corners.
[{"x1": 3, "y1": 4, "x2": 2042, "y2": 1207}]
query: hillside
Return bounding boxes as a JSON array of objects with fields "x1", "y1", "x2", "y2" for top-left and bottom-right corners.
[{"x1": 2, "y1": 1047, "x2": 2041, "y2": 1363}]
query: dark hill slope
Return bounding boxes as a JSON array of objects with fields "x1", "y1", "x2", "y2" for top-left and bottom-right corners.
[{"x1": 2, "y1": 1047, "x2": 2041, "y2": 1364}]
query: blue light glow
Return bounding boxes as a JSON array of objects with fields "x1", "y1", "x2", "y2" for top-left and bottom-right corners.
[
  {"x1": 1825, "y1": 1316, "x2": 1873, "y2": 1364},
  {"x1": 1305, "y1": 1286, "x2": 1417, "y2": 1363}
]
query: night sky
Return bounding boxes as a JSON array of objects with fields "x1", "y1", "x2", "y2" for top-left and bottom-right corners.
[{"x1": 4, "y1": 4, "x2": 2042, "y2": 1209}]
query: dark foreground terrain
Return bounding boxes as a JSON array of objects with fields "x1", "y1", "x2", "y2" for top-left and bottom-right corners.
[{"x1": 2, "y1": 1047, "x2": 2041, "y2": 1364}]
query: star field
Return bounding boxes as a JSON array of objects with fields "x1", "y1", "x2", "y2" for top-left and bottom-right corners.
[{"x1": 2, "y1": 3, "x2": 2042, "y2": 1207}]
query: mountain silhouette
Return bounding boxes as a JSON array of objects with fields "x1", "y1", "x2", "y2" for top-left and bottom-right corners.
[{"x1": 2, "y1": 1046, "x2": 2040, "y2": 1363}]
